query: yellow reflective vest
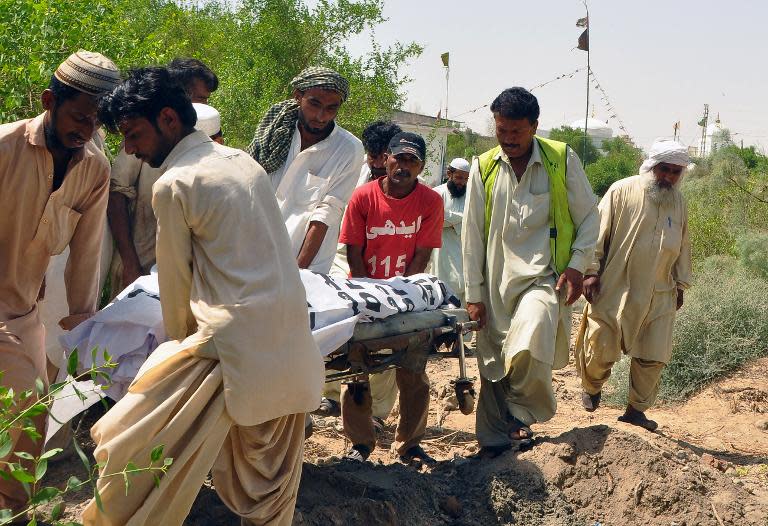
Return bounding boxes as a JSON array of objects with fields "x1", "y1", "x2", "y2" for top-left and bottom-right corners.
[{"x1": 476, "y1": 136, "x2": 575, "y2": 274}]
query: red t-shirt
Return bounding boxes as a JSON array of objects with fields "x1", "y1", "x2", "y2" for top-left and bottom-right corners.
[{"x1": 340, "y1": 178, "x2": 443, "y2": 279}]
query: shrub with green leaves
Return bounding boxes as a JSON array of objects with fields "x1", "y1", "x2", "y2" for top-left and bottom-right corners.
[
  {"x1": 735, "y1": 231, "x2": 768, "y2": 280},
  {"x1": 0, "y1": 0, "x2": 422, "y2": 151},
  {"x1": 0, "y1": 349, "x2": 172, "y2": 526},
  {"x1": 585, "y1": 137, "x2": 643, "y2": 196}
]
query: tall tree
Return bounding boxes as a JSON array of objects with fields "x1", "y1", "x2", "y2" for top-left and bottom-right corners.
[{"x1": 0, "y1": 0, "x2": 421, "y2": 148}]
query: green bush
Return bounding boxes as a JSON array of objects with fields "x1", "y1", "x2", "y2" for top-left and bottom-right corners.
[
  {"x1": 665, "y1": 257, "x2": 768, "y2": 401},
  {"x1": 682, "y1": 149, "x2": 768, "y2": 264},
  {"x1": 548, "y1": 125, "x2": 600, "y2": 165},
  {"x1": 735, "y1": 231, "x2": 768, "y2": 279},
  {"x1": 585, "y1": 137, "x2": 643, "y2": 196},
  {"x1": 0, "y1": 0, "x2": 422, "y2": 150},
  {"x1": 604, "y1": 256, "x2": 768, "y2": 405}
]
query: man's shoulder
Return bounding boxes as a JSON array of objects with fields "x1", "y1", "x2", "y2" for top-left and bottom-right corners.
[
  {"x1": 608, "y1": 174, "x2": 642, "y2": 194},
  {"x1": 331, "y1": 125, "x2": 364, "y2": 155},
  {"x1": 350, "y1": 178, "x2": 380, "y2": 200},
  {"x1": 161, "y1": 143, "x2": 262, "y2": 187},
  {"x1": 83, "y1": 140, "x2": 111, "y2": 176},
  {"x1": 417, "y1": 182, "x2": 444, "y2": 203},
  {"x1": 433, "y1": 183, "x2": 449, "y2": 197},
  {"x1": 0, "y1": 118, "x2": 31, "y2": 152},
  {"x1": 0, "y1": 118, "x2": 29, "y2": 140}
]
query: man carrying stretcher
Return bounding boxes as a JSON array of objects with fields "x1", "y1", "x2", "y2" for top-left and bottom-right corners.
[{"x1": 339, "y1": 131, "x2": 444, "y2": 464}]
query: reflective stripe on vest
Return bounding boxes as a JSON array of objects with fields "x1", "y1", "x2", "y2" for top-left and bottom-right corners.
[{"x1": 476, "y1": 137, "x2": 575, "y2": 274}]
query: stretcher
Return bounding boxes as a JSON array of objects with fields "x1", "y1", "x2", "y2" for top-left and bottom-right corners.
[{"x1": 324, "y1": 308, "x2": 478, "y2": 414}]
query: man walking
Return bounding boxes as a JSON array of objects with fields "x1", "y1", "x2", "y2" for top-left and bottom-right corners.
[
  {"x1": 576, "y1": 139, "x2": 692, "y2": 431},
  {"x1": 247, "y1": 67, "x2": 363, "y2": 273},
  {"x1": 339, "y1": 132, "x2": 443, "y2": 464},
  {"x1": 431, "y1": 157, "x2": 470, "y2": 305},
  {"x1": 462, "y1": 87, "x2": 598, "y2": 457},
  {"x1": 0, "y1": 49, "x2": 119, "y2": 517}
]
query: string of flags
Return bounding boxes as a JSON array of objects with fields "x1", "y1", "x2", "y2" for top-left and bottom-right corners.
[
  {"x1": 452, "y1": 67, "x2": 587, "y2": 119},
  {"x1": 588, "y1": 68, "x2": 630, "y2": 137}
]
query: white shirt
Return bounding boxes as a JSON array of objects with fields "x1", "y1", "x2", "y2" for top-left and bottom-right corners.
[
  {"x1": 272, "y1": 122, "x2": 364, "y2": 273},
  {"x1": 431, "y1": 183, "x2": 466, "y2": 302}
]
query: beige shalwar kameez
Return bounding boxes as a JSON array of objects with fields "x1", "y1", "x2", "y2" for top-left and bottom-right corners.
[
  {"x1": 81, "y1": 132, "x2": 323, "y2": 526},
  {"x1": 462, "y1": 143, "x2": 598, "y2": 447},
  {"x1": 108, "y1": 148, "x2": 165, "y2": 275},
  {"x1": 0, "y1": 113, "x2": 109, "y2": 510},
  {"x1": 575, "y1": 175, "x2": 691, "y2": 411}
]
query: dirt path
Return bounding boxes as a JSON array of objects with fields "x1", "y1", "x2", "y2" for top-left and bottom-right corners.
[{"x1": 49, "y1": 349, "x2": 768, "y2": 524}]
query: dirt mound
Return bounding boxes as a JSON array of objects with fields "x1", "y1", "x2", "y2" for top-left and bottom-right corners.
[{"x1": 184, "y1": 425, "x2": 765, "y2": 525}]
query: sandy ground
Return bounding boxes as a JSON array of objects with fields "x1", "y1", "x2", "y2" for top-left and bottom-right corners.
[{"x1": 45, "y1": 327, "x2": 768, "y2": 525}]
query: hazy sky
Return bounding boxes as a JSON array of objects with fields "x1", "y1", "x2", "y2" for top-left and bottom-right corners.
[{"x1": 339, "y1": 0, "x2": 767, "y2": 152}]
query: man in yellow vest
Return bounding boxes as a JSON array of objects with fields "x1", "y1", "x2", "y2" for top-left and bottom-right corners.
[{"x1": 462, "y1": 87, "x2": 599, "y2": 457}]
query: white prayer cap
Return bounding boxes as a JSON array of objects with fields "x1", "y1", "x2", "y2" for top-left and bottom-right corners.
[
  {"x1": 449, "y1": 157, "x2": 470, "y2": 172},
  {"x1": 640, "y1": 138, "x2": 690, "y2": 173},
  {"x1": 193, "y1": 103, "x2": 221, "y2": 138}
]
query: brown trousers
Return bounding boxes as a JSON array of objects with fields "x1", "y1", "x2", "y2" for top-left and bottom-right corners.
[
  {"x1": 341, "y1": 368, "x2": 429, "y2": 455},
  {"x1": 0, "y1": 306, "x2": 47, "y2": 513}
]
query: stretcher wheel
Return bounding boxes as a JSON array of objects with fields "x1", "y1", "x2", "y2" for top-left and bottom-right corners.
[{"x1": 454, "y1": 379, "x2": 475, "y2": 415}]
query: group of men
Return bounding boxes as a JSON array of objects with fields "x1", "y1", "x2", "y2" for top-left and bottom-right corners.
[{"x1": 0, "y1": 48, "x2": 692, "y2": 525}]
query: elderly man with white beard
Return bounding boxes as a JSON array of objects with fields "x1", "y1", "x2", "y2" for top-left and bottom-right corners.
[{"x1": 574, "y1": 139, "x2": 692, "y2": 431}]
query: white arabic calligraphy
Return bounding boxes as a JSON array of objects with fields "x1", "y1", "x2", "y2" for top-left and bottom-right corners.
[{"x1": 366, "y1": 216, "x2": 422, "y2": 240}]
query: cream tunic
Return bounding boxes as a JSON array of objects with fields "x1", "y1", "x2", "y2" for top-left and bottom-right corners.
[
  {"x1": 431, "y1": 183, "x2": 466, "y2": 304},
  {"x1": 273, "y1": 123, "x2": 363, "y2": 273},
  {"x1": 578, "y1": 175, "x2": 692, "y2": 364},
  {"x1": 150, "y1": 131, "x2": 323, "y2": 425},
  {"x1": 109, "y1": 147, "x2": 164, "y2": 270},
  {"x1": 462, "y1": 142, "x2": 598, "y2": 381}
]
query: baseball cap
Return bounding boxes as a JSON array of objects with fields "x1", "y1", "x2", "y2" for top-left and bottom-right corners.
[{"x1": 388, "y1": 132, "x2": 426, "y2": 161}]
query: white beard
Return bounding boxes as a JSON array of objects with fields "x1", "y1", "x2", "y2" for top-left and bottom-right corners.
[{"x1": 642, "y1": 173, "x2": 677, "y2": 208}]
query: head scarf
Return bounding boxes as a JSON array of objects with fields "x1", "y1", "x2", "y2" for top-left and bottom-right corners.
[
  {"x1": 640, "y1": 138, "x2": 690, "y2": 173},
  {"x1": 54, "y1": 50, "x2": 120, "y2": 95},
  {"x1": 246, "y1": 67, "x2": 348, "y2": 173}
]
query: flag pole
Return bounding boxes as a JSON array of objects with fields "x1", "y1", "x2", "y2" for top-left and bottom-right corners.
[
  {"x1": 582, "y1": 1, "x2": 590, "y2": 168},
  {"x1": 441, "y1": 52, "x2": 450, "y2": 121}
]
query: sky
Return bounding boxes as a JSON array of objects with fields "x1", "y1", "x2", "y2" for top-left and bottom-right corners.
[{"x1": 335, "y1": 0, "x2": 768, "y2": 152}]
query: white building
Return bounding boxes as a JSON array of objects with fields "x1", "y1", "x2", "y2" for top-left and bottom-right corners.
[
  {"x1": 568, "y1": 117, "x2": 614, "y2": 149},
  {"x1": 392, "y1": 110, "x2": 460, "y2": 187}
]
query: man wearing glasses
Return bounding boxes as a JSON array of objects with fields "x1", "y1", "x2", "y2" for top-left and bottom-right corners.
[{"x1": 575, "y1": 139, "x2": 692, "y2": 431}]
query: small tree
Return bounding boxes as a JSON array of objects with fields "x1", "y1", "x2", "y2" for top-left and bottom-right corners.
[
  {"x1": 446, "y1": 128, "x2": 497, "y2": 161},
  {"x1": 585, "y1": 137, "x2": 643, "y2": 196},
  {"x1": 547, "y1": 126, "x2": 600, "y2": 165}
]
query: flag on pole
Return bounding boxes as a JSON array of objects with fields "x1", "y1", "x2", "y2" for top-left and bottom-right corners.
[
  {"x1": 576, "y1": 16, "x2": 589, "y2": 51},
  {"x1": 577, "y1": 29, "x2": 589, "y2": 51},
  {"x1": 441, "y1": 52, "x2": 449, "y2": 67}
]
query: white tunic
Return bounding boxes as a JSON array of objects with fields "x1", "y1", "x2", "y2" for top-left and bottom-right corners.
[
  {"x1": 430, "y1": 183, "x2": 466, "y2": 303},
  {"x1": 462, "y1": 142, "x2": 599, "y2": 380},
  {"x1": 272, "y1": 123, "x2": 364, "y2": 273}
]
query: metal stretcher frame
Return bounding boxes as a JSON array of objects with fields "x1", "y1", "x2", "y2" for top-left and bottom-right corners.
[{"x1": 324, "y1": 308, "x2": 478, "y2": 413}]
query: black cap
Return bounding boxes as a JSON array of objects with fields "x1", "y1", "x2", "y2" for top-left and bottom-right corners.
[{"x1": 388, "y1": 132, "x2": 426, "y2": 162}]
